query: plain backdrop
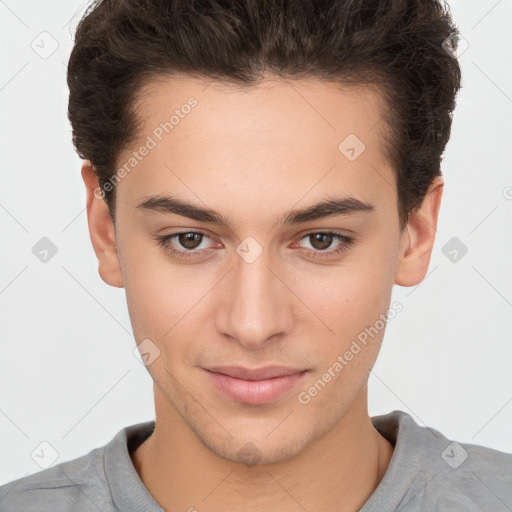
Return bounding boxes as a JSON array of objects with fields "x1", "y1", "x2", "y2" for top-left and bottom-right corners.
[{"x1": 1, "y1": 0, "x2": 511, "y2": 486}]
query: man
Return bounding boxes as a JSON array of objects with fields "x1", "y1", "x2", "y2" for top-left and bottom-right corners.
[{"x1": 1, "y1": 0, "x2": 511, "y2": 511}]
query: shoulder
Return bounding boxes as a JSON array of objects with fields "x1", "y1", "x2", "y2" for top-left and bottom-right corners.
[
  {"x1": 434, "y1": 436, "x2": 512, "y2": 507},
  {"x1": 0, "y1": 421, "x2": 156, "y2": 512},
  {"x1": 369, "y1": 410, "x2": 512, "y2": 511},
  {"x1": 0, "y1": 442, "x2": 114, "y2": 512}
]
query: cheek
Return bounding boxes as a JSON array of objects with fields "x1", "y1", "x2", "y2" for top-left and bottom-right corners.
[
  {"x1": 295, "y1": 269, "x2": 390, "y2": 410},
  {"x1": 120, "y1": 245, "x2": 213, "y2": 370},
  {"x1": 119, "y1": 244, "x2": 183, "y2": 341},
  {"x1": 293, "y1": 235, "x2": 397, "y2": 375},
  {"x1": 300, "y1": 261, "x2": 392, "y2": 339}
]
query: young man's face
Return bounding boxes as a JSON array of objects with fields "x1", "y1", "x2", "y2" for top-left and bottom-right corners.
[{"x1": 83, "y1": 76, "x2": 441, "y2": 465}]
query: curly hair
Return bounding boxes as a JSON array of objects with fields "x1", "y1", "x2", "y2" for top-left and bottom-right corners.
[{"x1": 67, "y1": 0, "x2": 462, "y2": 231}]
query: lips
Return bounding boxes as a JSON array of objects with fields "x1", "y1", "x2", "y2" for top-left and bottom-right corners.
[
  {"x1": 204, "y1": 365, "x2": 306, "y2": 381},
  {"x1": 203, "y1": 365, "x2": 309, "y2": 405}
]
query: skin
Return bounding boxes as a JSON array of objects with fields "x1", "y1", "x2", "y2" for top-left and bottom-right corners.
[{"x1": 81, "y1": 76, "x2": 443, "y2": 511}]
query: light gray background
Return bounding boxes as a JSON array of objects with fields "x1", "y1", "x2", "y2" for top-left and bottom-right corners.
[{"x1": 1, "y1": 0, "x2": 511, "y2": 486}]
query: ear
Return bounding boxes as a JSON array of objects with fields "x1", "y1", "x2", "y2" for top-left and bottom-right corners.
[
  {"x1": 81, "y1": 161, "x2": 124, "y2": 288},
  {"x1": 394, "y1": 176, "x2": 444, "y2": 287}
]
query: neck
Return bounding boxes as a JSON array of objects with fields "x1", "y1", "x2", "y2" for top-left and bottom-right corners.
[{"x1": 131, "y1": 384, "x2": 394, "y2": 512}]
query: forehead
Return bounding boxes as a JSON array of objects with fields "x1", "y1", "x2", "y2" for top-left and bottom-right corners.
[
  {"x1": 133, "y1": 75, "x2": 387, "y2": 146},
  {"x1": 117, "y1": 75, "x2": 395, "y2": 219}
]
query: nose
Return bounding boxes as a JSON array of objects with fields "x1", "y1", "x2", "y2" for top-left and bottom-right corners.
[{"x1": 214, "y1": 243, "x2": 295, "y2": 350}]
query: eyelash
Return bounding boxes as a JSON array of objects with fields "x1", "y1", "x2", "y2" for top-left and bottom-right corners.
[{"x1": 155, "y1": 230, "x2": 355, "y2": 261}]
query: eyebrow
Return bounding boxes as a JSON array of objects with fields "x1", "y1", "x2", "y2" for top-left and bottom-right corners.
[{"x1": 136, "y1": 194, "x2": 374, "y2": 227}]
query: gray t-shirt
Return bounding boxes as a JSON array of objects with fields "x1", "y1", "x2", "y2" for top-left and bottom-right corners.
[{"x1": 1, "y1": 410, "x2": 511, "y2": 511}]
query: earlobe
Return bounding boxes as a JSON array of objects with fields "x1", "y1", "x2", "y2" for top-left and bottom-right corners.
[
  {"x1": 81, "y1": 162, "x2": 124, "y2": 288},
  {"x1": 394, "y1": 176, "x2": 444, "y2": 287}
]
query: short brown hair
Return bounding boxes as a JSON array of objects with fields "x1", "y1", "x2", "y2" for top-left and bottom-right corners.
[{"x1": 67, "y1": 0, "x2": 462, "y2": 231}]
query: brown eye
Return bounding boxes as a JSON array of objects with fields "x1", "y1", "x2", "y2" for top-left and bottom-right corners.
[
  {"x1": 177, "y1": 232, "x2": 203, "y2": 249},
  {"x1": 308, "y1": 233, "x2": 335, "y2": 250},
  {"x1": 294, "y1": 231, "x2": 354, "y2": 260},
  {"x1": 156, "y1": 231, "x2": 219, "y2": 260}
]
